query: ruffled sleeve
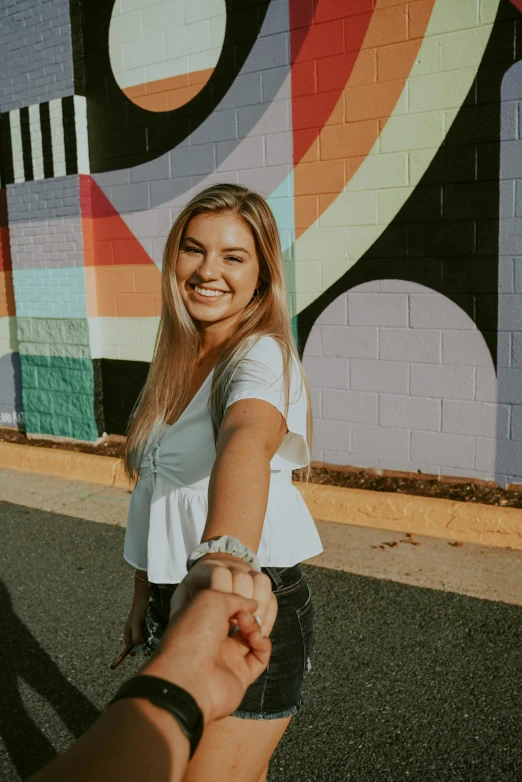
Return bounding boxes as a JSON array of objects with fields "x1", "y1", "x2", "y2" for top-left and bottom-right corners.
[
  {"x1": 224, "y1": 336, "x2": 310, "y2": 470},
  {"x1": 123, "y1": 475, "x2": 152, "y2": 571}
]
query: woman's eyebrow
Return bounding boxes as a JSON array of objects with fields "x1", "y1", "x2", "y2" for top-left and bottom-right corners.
[
  {"x1": 183, "y1": 236, "x2": 204, "y2": 246},
  {"x1": 222, "y1": 246, "x2": 251, "y2": 255}
]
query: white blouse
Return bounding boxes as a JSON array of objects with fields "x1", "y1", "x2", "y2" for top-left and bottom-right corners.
[{"x1": 124, "y1": 336, "x2": 323, "y2": 584}]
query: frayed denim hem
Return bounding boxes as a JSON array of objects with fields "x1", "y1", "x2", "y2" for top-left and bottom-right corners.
[{"x1": 231, "y1": 700, "x2": 302, "y2": 721}]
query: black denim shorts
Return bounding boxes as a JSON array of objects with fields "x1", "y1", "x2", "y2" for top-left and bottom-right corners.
[{"x1": 144, "y1": 564, "x2": 315, "y2": 720}]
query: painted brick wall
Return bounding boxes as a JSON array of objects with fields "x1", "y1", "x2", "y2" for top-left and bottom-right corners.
[
  {"x1": 0, "y1": 0, "x2": 75, "y2": 113},
  {"x1": 3, "y1": 0, "x2": 522, "y2": 488}
]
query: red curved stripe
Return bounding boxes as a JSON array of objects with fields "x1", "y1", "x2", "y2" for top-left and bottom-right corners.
[{"x1": 290, "y1": 0, "x2": 375, "y2": 165}]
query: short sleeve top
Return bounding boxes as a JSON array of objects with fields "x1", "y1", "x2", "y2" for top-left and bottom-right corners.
[{"x1": 123, "y1": 336, "x2": 323, "y2": 583}]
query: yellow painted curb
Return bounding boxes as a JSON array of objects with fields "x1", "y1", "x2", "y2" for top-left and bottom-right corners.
[
  {"x1": 0, "y1": 442, "x2": 133, "y2": 489},
  {"x1": 1, "y1": 442, "x2": 521, "y2": 550},
  {"x1": 296, "y1": 482, "x2": 522, "y2": 551}
]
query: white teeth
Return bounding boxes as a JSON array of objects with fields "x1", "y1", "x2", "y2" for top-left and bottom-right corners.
[{"x1": 194, "y1": 285, "x2": 226, "y2": 298}]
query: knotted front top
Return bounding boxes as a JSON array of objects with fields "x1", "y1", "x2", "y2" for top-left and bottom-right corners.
[{"x1": 123, "y1": 336, "x2": 323, "y2": 584}]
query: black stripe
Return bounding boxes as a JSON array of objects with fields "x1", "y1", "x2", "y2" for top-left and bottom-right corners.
[
  {"x1": 70, "y1": 0, "x2": 86, "y2": 96},
  {"x1": 39, "y1": 102, "x2": 54, "y2": 179},
  {"x1": 0, "y1": 113, "x2": 13, "y2": 185},
  {"x1": 62, "y1": 96, "x2": 77, "y2": 176},
  {"x1": 19, "y1": 106, "x2": 33, "y2": 182}
]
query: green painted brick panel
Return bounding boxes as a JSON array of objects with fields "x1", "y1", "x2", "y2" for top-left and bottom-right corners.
[
  {"x1": 20, "y1": 354, "x2": 99, "y2": 442},
  {"x1": 22, "y1": 388, "x2": 55, "y2": 414},
  {"x1": 36, "y1": 413, "x2": 73, "y2": 439},
  {"x1": 52, "y1": 391, "x2": 96, "y2": 420}
]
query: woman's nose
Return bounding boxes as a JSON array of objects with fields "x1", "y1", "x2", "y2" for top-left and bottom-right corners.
[{"x1": 196, "y1": 253, "x2": 220, "y2": 279}]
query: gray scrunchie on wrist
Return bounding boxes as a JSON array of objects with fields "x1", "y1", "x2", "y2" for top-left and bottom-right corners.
[{"x1": 186, "y1": 535, "x2": 261, "y2": 573}]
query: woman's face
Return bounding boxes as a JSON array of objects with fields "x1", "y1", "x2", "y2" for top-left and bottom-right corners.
[{"x1": 176, "y1": 211, "x2": 261, "y2": 329}]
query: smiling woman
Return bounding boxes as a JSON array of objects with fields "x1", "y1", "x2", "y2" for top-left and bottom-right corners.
[
  {"x1": 121, "y1": 184, "x2": 322, "y2": 782},
  {"x1": 109, "y1": 0, "x2": 227, "y2": 112}
]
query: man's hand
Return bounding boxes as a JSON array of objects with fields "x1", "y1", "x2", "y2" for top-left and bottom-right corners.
[{"x1": 144, "y1": 588, "x2": 276, "y2": 723}]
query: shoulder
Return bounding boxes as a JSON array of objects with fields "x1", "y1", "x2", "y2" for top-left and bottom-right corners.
[{"x1": 242, "y1": 335, "x2": 283, "y2": 364}]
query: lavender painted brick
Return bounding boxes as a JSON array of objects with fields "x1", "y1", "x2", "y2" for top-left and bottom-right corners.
[
  {"x1": 510, "y1": 405, "x2": 522, "y2": 439},
  {"x1": 409, "y1": 294, "x2": 475, "y2": 329},
  {"x1": 242, "y1": 32, "x2": 289, "y2": 74},
  {"x1": 441, "y1": 330, "x2": 494, "y2": 366},
  {"x1": 316, "y1": 296, "x2": 347, "y2": 326},
  {"x1": 352, "y1": 424, "x2": 410, "y2": 461},
  {"x1": 496, "y1": 369, "x2": 522, "y2": 403},
  {"x1": 322, "y1": 326, "x2": 378, "y2": 359},
  {"x1": 411, "y1": 431, "x2": 474, "y2": 470},
  {"x1": 475, "y1": 366, "x2": 498, "y2": 402},
  {"x1": 323, "y1": 450, "x2": 366, "y2": 467},
  {"x1": 350, "y1": 359, "x2": 409, "y2": 394},
  {"x1": 219, "y1": 72, "x2": 263, "y2": 110},
  {"x1": 216, "y1": 136, "x2": 265, "y2": 171},
  {"x1": 303, "y1": 357, "x2": 349, "y2": 389},
  {"x1": 313, "y1": 419, "x2": 351, "y2": 453},
  {"x1": 379, "y1": 395, "x2": 441, "y2": 431},
  {"x1": 478, "y1": 438, "x2": 522, "y2": 479},
  {"x1": 303, "y1": 329, "x2": 321, "y2": 357},
  {"x1": 192, "y1": 109, "x2": 237, "y2": 145},
  {"x1": 7, "y1": 177, "x2": 80, "y2": 222},
  {"x1": 265, "y1": 132, "x2": 293, "y2": 166},
  {"x1": 0, "y1": 0, "x2": 74, "y2": 112},
  {"x1": 322, "y1": 389, "x2": 378, "y2": 424},
  {"x1": 347, "y1": 293, "x2": 408, "y2": 327},
  {"x1": 237, "y1": 100, "x2": 290, "y2": 138},
  {"x1": 442, "y1": 400, "x2": 509, "y2": 439},
  {"x1": 379, "y1": 329, "x2": 441, "y2": 363},
  {"x1": 410, "y1": 363, "x2": 475, "y2": 400}
]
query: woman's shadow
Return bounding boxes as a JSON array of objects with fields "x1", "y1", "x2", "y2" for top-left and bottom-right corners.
[{"x1": 0, "y1": 578, "x2": 100, "y2": 778}]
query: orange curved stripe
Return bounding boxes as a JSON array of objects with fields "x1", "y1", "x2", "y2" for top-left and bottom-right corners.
[
  {"x1": 0, "y1": 271, "x2": 15, "y2": 317},
  {"x1": 122, "y1": 68, "x2": 214, "y2": 112},
  {"x1": 294, "y1": 0, "x2": 436, "y2": 237}
]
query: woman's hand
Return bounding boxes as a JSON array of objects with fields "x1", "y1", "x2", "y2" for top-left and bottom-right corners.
[
  {"x1": 170, "y1": 554, "x2": 276, "y2": 637},
  {"x1": 148, "y1": 588, "x2": 274, "y2": 723},
  {"x1": 124, "y1": 573, "x2": 150, "y2": 653}
]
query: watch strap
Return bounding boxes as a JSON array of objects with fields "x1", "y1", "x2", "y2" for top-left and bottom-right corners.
[{"x1": 110, "y1": 675, "x2": 204, "y2": 757}]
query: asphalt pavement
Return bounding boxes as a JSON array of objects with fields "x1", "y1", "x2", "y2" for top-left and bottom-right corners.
[{"x1": 0, "y1": 501, "x2": 521, "y2": 782}]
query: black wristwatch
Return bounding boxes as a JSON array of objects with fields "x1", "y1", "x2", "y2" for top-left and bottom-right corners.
[{"x1": 110, "y1": 675, "x2": 204, "y2": 758}]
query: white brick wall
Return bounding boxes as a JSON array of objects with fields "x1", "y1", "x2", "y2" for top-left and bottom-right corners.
[{"x1": 303, "y1": 280, "x2": 500, "y2": 483}]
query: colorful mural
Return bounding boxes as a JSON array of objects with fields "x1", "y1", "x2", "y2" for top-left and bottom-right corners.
[{"x1": 1, "y1": 0, "x2": 522, "y2": 485}]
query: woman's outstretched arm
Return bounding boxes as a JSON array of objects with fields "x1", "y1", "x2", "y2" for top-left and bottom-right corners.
[{"x1": 203, "y1": 397, "x2": 287, "y2": 551}]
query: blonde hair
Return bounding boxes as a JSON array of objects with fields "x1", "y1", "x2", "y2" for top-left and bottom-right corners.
[{"x1": 124, "y1": 183, "x2": 312, "y2": 480}]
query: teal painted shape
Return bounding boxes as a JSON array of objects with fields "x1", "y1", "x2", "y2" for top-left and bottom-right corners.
[
  {"x1": 13, "y1": 267, "x2": 88, "y2": 318},
  {"x1": 268, "y1": 171, "x2": 297, "y2": 346},
  {"x1": 20, "y1": 354, "x2": 98, "y2": 441}
]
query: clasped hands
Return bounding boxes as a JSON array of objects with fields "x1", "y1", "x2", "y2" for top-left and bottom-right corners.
[
  {"x1": 169, "y1": 552, "x2": 276, "y2": 637},
  {"x1": 145, "y1": 553, "x2": 277, "y2": 724}
]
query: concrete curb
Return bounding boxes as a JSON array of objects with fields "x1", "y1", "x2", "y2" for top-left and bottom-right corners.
[{"x1": 1, "y1": 442, "x2": 521, "y2": 551}]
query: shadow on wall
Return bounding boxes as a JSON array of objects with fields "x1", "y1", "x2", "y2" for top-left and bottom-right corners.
[
  {"x1": 0, "y1": 351, "x2": 23, "y2": 429},
  {"x1": 496, "y1": 61, "x2": 522, "y2": 486},
  {"x1": 0, "y1": 578, "x2": 100, "y2": 777}
]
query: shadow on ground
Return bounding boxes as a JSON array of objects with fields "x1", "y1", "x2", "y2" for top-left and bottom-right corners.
[{"x1": 0, "y1": 502, "x2": 521, "y2": 781}]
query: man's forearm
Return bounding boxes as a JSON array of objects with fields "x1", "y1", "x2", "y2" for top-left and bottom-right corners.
[{"x1": 29, "y1": 699, "x2": 190, "y2": 782}]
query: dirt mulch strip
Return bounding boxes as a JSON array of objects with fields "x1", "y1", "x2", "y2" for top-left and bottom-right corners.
[{"x1": 2, "y1": 427, "x2": 522, "y2": 509}]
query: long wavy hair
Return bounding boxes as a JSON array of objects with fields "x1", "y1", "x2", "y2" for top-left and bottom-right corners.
[{"x1": 124, "y1": 183, "x2": 313, "y2": 481}]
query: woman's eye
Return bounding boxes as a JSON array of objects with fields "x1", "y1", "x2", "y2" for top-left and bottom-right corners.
[
  {"x1": 184, "y1": 246, "x2": 202, "y2": 254},
  {"x1": 226, "y1": 256, "x2": 242, "y2": 263}
]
